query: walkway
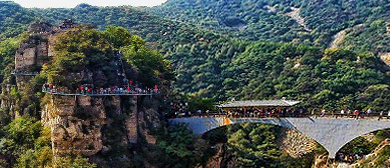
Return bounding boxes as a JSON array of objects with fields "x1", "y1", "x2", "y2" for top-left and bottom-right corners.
[
  {"x1": 11, "y1": 72, "x2": 39, "y2": 76},
  {"x1": 42, "y1": 90, "x2": 153, "y2": 96},
  {"x1": 169, "y1": 117, "x2": 390, "y2": 158}
]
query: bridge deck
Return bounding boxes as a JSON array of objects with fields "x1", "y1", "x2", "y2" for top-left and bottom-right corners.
[
  {"x1": 42, "y1": 91, "x2": 152, "y2": 96},
  {"x1": 11, "y1": 72, "x2": 39, "y2": 76}
]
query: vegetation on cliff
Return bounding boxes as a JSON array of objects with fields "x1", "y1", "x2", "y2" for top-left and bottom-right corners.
[
  {"x1": 0, "y1": 25, "x2": 173, "y2": 167},
  {"x1": 0, "y1": 116, "x2": 96, "y2": 168},
  {"x1": 43, "y1": 25, "x2": 171, "y2": 88}
]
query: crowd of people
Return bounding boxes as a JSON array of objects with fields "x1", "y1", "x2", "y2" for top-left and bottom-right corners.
[
  {"x1": 226, "y1": 108, "x2": 307, "y2": 118},
  {"x1": 170, "y1": 106, "x2": 390, "y2": 120},
  {"x1": 42, "y1": 83, "x2": 159, "y2": 95},
  {"x1": 313, "y1": 109, "x2": 390, "y2": 120},
  {"x1": 170, "y1": 107, "x2": 308, "y2": 118},
  {"x1": 336, "y1": 152, "x2": 365, "y2": 164},
  {"x1": 11, "y1": 71, "x2": 40, "y2": 75}
]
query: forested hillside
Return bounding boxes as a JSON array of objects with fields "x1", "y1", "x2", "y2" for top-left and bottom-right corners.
[
  {"x1": 0, "y1": 1, "x2": 36, "y2": 40},
  {"x1": 153, "y1": 0, "x2": 390, "y2": 49},
  {"x1": 1, "y1": 0, "x2": 390, "y2": 109},
  {"x1": 2, "y1": 0, "x2": 390, "y2": 167}
]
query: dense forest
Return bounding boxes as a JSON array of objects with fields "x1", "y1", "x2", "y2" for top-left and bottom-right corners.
[
  {"x1": 1, "y1": 1, "x2": 390, "y2": 110},
  {"x1": 153, "y1": 0, "x2": 390, "y2": 49},
  {"x1": 1, "y1": 0, "x2": 390, "y2": 167}
]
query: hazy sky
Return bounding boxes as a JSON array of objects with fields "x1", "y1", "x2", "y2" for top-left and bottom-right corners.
[{"x1": 12, "y1": 0, "x2": 168, "y2": 8}]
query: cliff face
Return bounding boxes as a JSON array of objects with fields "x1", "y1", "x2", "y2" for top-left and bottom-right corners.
[
  {"x1": 2, "y1": 22, "x2": 164, "y2": 166},
  {"x1": 42, "y1": 95, "x2": 107, "y2": 156},
  {"x1": 41, "y1": 95, "x2": 159, "y2": 157},
  {"x1": 13, "y1": 22, "x2": 57, "y2": 91}
]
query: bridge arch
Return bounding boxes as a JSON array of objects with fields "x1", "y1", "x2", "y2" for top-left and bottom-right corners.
[
  {"x1": 169, "y1": 117, "x2": 390, "y2": 158},
  {"x1": 201, "y1": 122, "x2": 329, "y2": 158},
  {"x1": 333, "y1": 128, "x2": 390, "y2": 160}
]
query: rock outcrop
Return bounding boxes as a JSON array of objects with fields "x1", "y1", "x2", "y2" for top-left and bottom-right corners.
[
  {"x1": 41, "y1": 94, "x2": 158, "y2": 156},
  {"x1": 42, "y1": 95, "x2": 107, "y2": 156},
  {"x1": 14, "y1": 21, "x2": 54, "y2": 91},
  {"x1": 4, "y1": 21, "x2": 163, "y2": 163}
]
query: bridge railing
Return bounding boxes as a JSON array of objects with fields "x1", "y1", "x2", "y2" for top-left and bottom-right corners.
[
  {"x1": 11, "y1": 72, "x2": 40, "y2": 76},
  {"x1": 169, "y1": 111, "x2": 389, "y2": 120},
  {"x1": 42, "y1": 88, "x2": 155, "y2": 96}
]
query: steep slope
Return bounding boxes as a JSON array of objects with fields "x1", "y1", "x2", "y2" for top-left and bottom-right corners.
[
  {"x1": 153, "y1": 0, "x2": 390, "y2": 46},
  {"x1": 335, "y1": 20, "x2": 390, "y2": 53},
  {"x1": 0, "y1": 23, "x2": 172, "y2": 167}
]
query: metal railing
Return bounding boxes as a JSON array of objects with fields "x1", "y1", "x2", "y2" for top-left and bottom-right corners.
[
  {"x1": 42, "y1": 88, "x2": 155, "y2": 96},
  {"x1": 170, "y1": 112, "x2": 390, "y2": 120},
  {"x1": 11, "y1": 72, "x2": 40, "y2": 76}
]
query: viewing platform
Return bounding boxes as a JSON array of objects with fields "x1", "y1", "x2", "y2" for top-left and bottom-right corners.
[
  {"x1": 42, "y1": 89, "x2": 154, "y2": 97},
  {"x1": 11, "y1": 71, "x2": 40, "y2": 76}
]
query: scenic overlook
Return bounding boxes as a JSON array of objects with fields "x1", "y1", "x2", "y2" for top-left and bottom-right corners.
[{"x1": 1, "y1": 0, "x2": 390, "y2": 167}]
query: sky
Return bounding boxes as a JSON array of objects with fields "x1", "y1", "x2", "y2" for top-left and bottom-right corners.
[{"x1": 12, "y1": 0, "x2": 168, "y2": 8}]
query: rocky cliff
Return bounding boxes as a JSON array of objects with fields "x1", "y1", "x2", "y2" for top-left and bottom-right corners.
[
  {"x1": 3, "y1": 21, "x2": 163, "y2": 162},
  {"x1": 41, "y1": 94, "x2": 160, "y2": 158},
  {"x1": 14, "y1": 21, "x2": 55, "y2": 91}
]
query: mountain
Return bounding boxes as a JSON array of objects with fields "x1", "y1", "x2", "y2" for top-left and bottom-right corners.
[
  {"x1": 0, "y1": 1, "x2": 36, "y2": 40},
  {"x1": 154, "y1": 0, "x2": 390, "y2": 49},
  {"x1": 1, "y1": 0, "x2": 390, "y2": 167}
]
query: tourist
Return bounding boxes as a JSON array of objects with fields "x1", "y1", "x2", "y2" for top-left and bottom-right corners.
[
  {"x1": 42, "y1": 83, "x2": 47, "y2": 92},
  {"x1": 49, "y1": 84, "x2": 53, "y2": 90},
  {"x1": 367, "y1": 108, "x2": 373, "y2": 117},
  {"x1": 311, "y1": 109, "x2": 316, "y2": 118},
  {"x1": 154, "y1": 85, "x2": 159, "y2": 93},
  {"x1": 379, "y1": 111, "x2": 384, "y2": 121},
  {"x1": 387, "y1": 110, "x2": 390, "y2": 119},
  {"x1": 320, "y1": 109, "x2": 326, "y2": 117},
  {"x1": 126, "y1": 86, "x2": 131, "y2": 93},
  {"x1": 353, "y1": 110, "x2": 359, "y2": 120}
]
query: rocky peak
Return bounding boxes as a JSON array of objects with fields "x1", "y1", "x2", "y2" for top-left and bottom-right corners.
[{"x1": 28, "y1": 21, "x2": 53, "y2": 33}]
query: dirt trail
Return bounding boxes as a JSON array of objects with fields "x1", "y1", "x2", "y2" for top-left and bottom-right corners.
[
  {"x1": 285, "y1": 7, "x2": 312, "y2": 32},
  {"x1": 379, "y1": 52, "x2": 390, "y2": 67},
  {"x1": 328, "y1": 24, "x2": 364, "y2": 49},
  {"x1": 328, "y1": 29, "x2": 348, "y2": 49}
]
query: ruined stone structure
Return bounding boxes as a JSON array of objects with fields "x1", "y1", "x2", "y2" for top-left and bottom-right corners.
[
  {"x1": 13, "y1": 21, "x2": 57, "y2": 91},
  {"x1": 169, "y1": 117, "x2": 390, "y2": 158}
]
